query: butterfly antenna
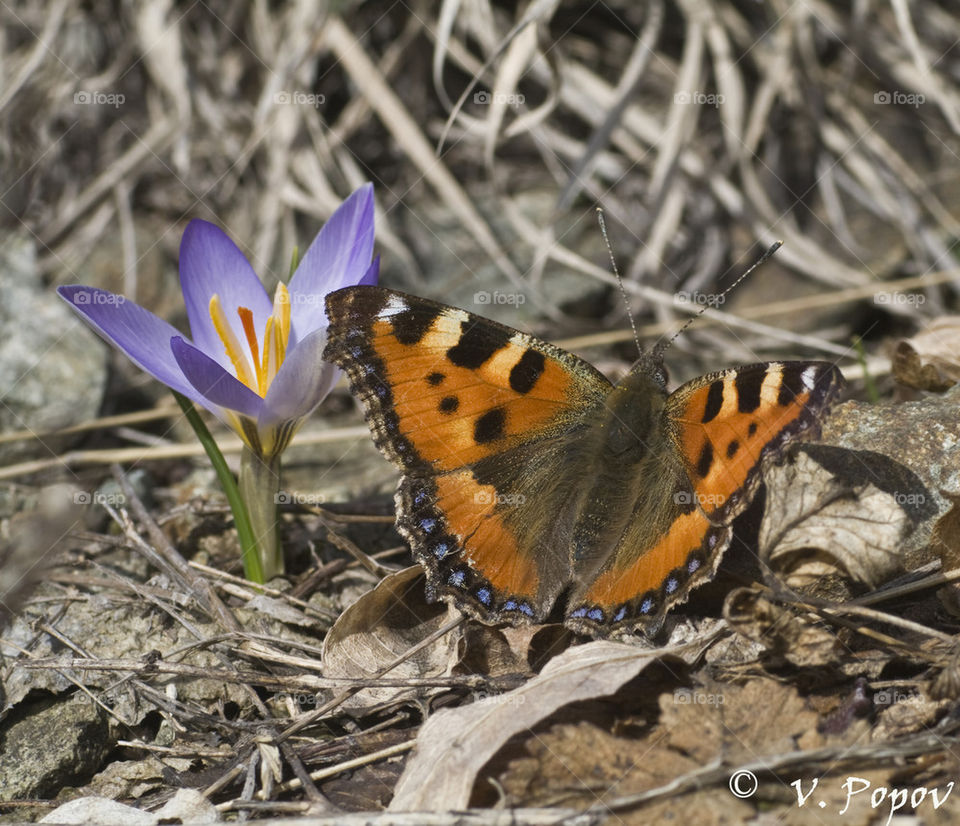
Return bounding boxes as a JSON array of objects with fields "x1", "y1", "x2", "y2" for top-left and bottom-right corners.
[
  {"x1": 597, "y1": 208, "x2": 643, "y2": 358},
  {"x1": 653, "y1": 240, "x2": 784, "y2": 359}
]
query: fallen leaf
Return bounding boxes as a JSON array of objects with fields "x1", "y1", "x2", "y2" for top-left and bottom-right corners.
[
  {"x1": 872, "y1": 692, "x2": 949, "y2": 740},
  {"x1": 499, "y1": 720, "x2": 752, "y2": 824},
  {"x1": 388, "y1": 635, "x2": 716, "y2": 811},
  {"x1": 893, "y1": 316, "x2": 960, "y2": 391},
  {"x1": 321, "y1": 566, "x2": 462, "y2": 712},
  {"x1": 39, "y1": 797, "x2": 156, "y2": 826},
  {"x1": 498, "y1": 678, "x2": 881, "y2": 822},
  {"x1": 724, "y1": 587, "x2": 845, "y2": 667},
  {"x1": 39, "y1": 789, "x2": 218, "y2": 825},
  {"x1": 661, "y1": 678, "x2": 824, "y2": 758},
  {"x1": 759, "y1": 445, "x2": 930, "y2": 593}
]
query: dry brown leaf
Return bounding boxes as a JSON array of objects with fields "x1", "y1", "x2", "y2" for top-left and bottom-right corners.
[
  {"x1": 872, "y1": 693, "x2": 949, "y2": 741},
  {"x1": 724, "y1": 588, "x2": 845, "y2": 667},
  {"x1": 893, "y1": 316, "x2": 960, "y2": 392},
  {"x1": 759, "y1": 445, "x2": 928, "y2": 593},
  {"x1": 321, "y1": 566, "x2": 462, "y2": 712},
  {"x1": 458, "y1": 622, "x2": 571, "y2": 681},
  {"x1": 499, "y1": 721, "x2": 752, "y2": 824},
  {"x1": 932, "y1": 493, "x2": 960, "y2": 566},
  {"x1": 499, "y1": 678, "x2": 884, "y2": 822},
  {"x1": 388, "y1": 636, "x2": 715, "y2": 811},
  {"x1": 661, "y1": 678, "x2": 825, "y2": 759}
]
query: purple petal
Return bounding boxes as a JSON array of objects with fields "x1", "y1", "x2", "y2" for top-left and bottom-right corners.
[
  {"x1": 258, "y1": 328, "x2": 339, "y2": 434},
  {"x1": 179, "y1": 220, "x2": 273, "y2": 371},
  {"x1": 360, "y1": 255, "x2": 380, "y2": 287},
  {"x1": 57, "y1": 285, "x2": 206, "y2": 406},
  {"x1": 288, "y1": 184, "x2": 375, "y2": 334},
  {"x1": 170, "y1": 337, "x2": 264, "y2": 420}
]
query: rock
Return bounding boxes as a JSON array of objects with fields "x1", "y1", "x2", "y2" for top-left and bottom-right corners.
[
  {"x1": 38, "y1": 789, "x2": 220, "y2": 825},
  {"x1": 39, "y1": 797, "x2": 156, "y2": 825},
  {"x1": 0, "y1": 695, "x2": 112, "y2": 800},
  {"x1": 821, "y1": 385, "x2": 960, "y2": 567},
  {"x1": 0, "y1": 235, "x2": 108, "y2": 465}
]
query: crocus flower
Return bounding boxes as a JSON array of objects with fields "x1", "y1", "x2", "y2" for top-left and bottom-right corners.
[
  {"x1": 58, "y1": 183, "x2": 378, "y2": 458},
  {"x1": 58, "y1": 183, "x2": 378, "y2": 580}
]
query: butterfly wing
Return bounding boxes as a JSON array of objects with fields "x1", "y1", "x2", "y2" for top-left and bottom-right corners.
[
  {"x1": 567, "y1": 360, "x2": 844, "y2": 636},
  {"x1": 666, "y1": 361, "x2": 845, "y2": 521},
  {"x1": 324, "y1": 286, "x2": 612, "y2": 622}
]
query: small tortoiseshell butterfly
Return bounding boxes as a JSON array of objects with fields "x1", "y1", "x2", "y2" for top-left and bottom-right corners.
[{"x1": 324, "y1": 286, "x2": 844, "y2": 637}]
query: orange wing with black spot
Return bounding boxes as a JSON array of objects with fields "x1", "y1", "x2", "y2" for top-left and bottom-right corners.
[
  {"x1": 666, "y1": 362, "x2": 845, "y2": 521},
  {"x1": 324, "y1": 286, "x2": 611, "y2": 623}
]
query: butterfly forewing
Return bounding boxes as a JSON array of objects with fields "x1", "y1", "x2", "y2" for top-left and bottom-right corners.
[{"x1": 666, "y1": 361, "x2": 845, "y2": 521}]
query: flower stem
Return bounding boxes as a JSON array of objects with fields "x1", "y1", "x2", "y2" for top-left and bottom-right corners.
[
  {"x1": 239, "y1": 446, "x2": 283, "y2": 580},
  {"x1": 172, "y1": 391, "x2": 265, "y2": 584}
]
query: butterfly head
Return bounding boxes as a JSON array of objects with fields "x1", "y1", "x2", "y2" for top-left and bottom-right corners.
[{"x1": 627, "y1": 346, "x2": 669, "y2": 393}]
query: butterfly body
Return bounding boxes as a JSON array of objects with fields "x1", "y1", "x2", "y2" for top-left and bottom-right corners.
[{"x1": 325, "y1": 286, "x2": 844, "y2": 637}]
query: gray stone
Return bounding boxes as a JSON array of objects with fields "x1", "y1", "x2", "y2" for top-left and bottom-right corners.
[
  {"x1": 0, "y1": 695, "x2": 111, "y2": 800},
  {"x1": 0, "y1": 235, "x2": 108, "y2": 465}
]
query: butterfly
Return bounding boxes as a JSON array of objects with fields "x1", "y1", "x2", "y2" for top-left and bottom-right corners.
[{"x1": 323, "y1": 286, "x2": 845, "y2": 637}]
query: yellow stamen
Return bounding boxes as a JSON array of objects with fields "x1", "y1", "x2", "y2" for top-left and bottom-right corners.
[
  {"x1": 209, "y1": 295, "x2": 255, "y2": 389},
  {"x1": 274, "y1": 282, "x2": 290, "y2": 363},
  {"x1": 262, "y1": 316, "x2": 276, "y2": 388},
  {"x1": 208, "y1": 282, "x2": 294, "y2": 399}
]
